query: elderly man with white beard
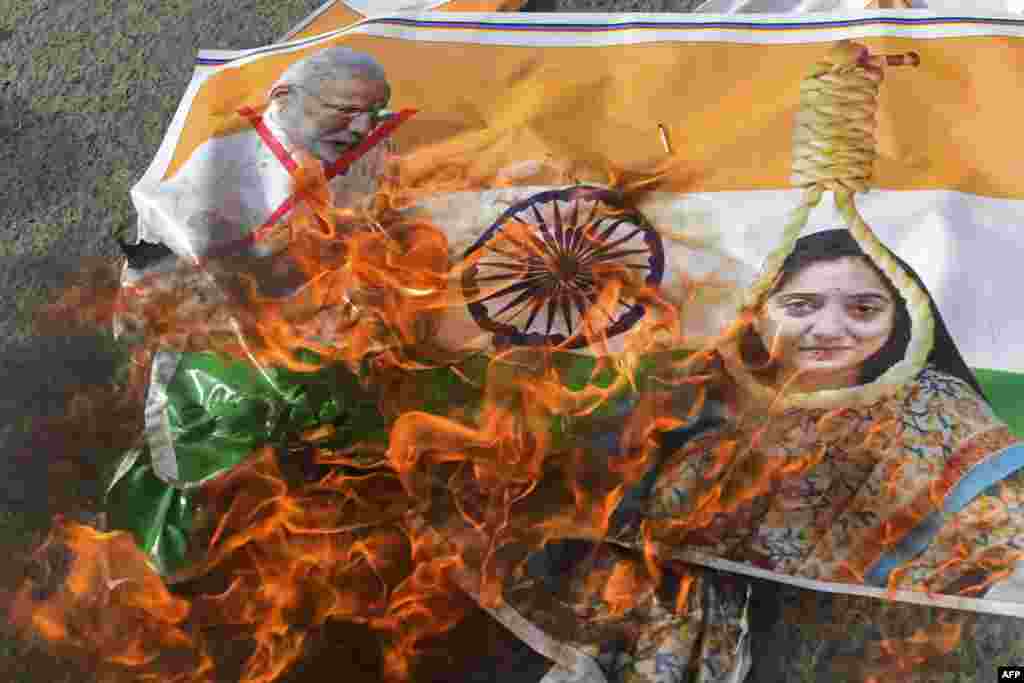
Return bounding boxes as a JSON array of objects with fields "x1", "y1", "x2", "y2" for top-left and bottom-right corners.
[{"x1": 122, "y1": 46, "x2": 397, "y2": 289}]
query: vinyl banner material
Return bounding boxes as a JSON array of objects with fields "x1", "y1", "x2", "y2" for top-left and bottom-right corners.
[
  {"x1": 94, "y1": 7, "x2": 1024, "y2": 683},
  {"x1": 280, "y1": 0, "x2": 531, "y2": 41}
]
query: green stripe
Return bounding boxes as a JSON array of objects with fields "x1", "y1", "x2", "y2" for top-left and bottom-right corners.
[
  {"x1": 972, "y1": 367, "x2": 1024, "y2": 439},
  {"x1": 518, "y1": 353, "x2": 1024, "y2": 439}
]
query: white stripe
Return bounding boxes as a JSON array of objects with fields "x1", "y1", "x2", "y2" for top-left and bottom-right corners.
[
  {"x1": 414, "y1": 186, "x2": 1024, "y2": 373},
  {"x1": 694, "y1": 0, "x2": 880, "y2": 10},
  {"x1": 476, "y1": 597, "x2": 609, "y2": 683},
  {"x1": 636, "y1": 187, "x2": 1024, "y2": 374},
  {"x1": 693, "y1": 0, "x2": 1024, "y2": 12},
  {"x1": 730, "y1": 584, "x2": 755, "y2": 683},
  {"x1": 105, "y1": 448, "x2": 144, "y2": 496},
  {"x1": 657, "y1": 545, "x2": 1024, "y2": 618},
  {"x1": 984, "y1": 561, "x2": 1024, "y2": 603},
  {"x1": 925, "y1": 0, "x2": 1024, "y2": 10},
  {"x1": 349, "y1": 11, "x2": 1024, "y2": 47},
  {"x1": 194, "y1": 10, "x2": 1024, "y2": 64},
  {"x1": 278, "y1": 0, "x2": 457, "y2": 43},
  {"x1": 342, "y1": 0, "x2": 458, "y2": 14},
  {"x1": 145, "y1": 349, "x2": 185, "y2": 484}
]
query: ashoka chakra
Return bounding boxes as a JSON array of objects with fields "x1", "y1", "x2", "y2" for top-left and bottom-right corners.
[{"x1": 461, "y1": 186, "x2": 665, "y2": 350}]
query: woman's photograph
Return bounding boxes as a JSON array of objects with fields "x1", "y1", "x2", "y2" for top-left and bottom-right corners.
[{"x1": 447, "y1": 227, "x2": 1024, "y2": 683}]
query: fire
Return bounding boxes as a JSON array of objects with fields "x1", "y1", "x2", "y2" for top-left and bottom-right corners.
[
  {"x1": 601, "y1": 558, "x2": 656, "y2": 618},
  {"x1": 672, "y1": 565, "x2": 698, "y2": 615},
  {"x1": 8, "y1": 520, "x2": 212, "y2": 682},
  {"x1": 852, "y1": 616, "x2": 967, "y2": 682},
  {"x1": 11, "y1": 143, "x2": 1016, "y2": 683}
]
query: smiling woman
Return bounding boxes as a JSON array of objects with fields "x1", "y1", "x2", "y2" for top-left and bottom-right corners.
[
  {"x1": 734, "y1": 228, "x2": 985, "y2": 401},
  {"x1": 463, "y1": 225, "x2": 1024, "y2": 683},
  {"x1": 752, "y1": 241, "x2": 899, "y2": 393}
]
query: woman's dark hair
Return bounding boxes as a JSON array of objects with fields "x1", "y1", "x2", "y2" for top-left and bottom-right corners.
[{"x1": 738, "y1": 229, "x2": 989, "y2": 401}]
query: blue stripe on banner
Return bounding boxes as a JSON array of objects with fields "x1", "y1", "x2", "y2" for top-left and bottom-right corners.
[
  {"x1": 193, "y1": 15, "x2": 1024, "y2": 66},
  {"x1": 864, "y1": 441, "x2": 1024, "y2": 587}
]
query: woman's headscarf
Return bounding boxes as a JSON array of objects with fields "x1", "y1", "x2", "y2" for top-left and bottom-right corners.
[{"x1": 740, "y1": 228, "x2": 989, "y2": 403}]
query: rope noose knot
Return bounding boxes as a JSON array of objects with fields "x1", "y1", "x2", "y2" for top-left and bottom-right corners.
[
  {"x1": 792, "y1": 40, "x2": 888, "y2": 200},
  {"x1": 737, "y1": 40, "x2": 933, "y2": 410}
]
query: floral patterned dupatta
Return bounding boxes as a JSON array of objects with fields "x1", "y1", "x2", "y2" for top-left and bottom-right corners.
[
  {"x1": 424, "y1": 40, "x2": 1024, "y2": 682},
  {"x1": 426, "y1": 229, "x2": 1024, "y2": 683},
  {"x1": 642, "y1": 364, "x2": 1023, "y2": 600},
  {"x1": 630, "y1": 234, "x2": 1024, "y2": 610}
]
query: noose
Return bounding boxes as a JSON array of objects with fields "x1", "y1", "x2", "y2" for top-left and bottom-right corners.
[{"x1": 727, "y1": 40, "x2": 936, "y2": 411}]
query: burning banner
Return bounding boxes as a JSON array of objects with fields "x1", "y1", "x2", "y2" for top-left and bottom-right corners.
[{"x1": 12, "y1": 3, "x2": 1024, "y2": 683}]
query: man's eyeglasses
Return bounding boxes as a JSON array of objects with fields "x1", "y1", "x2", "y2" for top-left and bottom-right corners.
[{"x1": 296, "y1": 86, "x2": 392, "y2": 124}]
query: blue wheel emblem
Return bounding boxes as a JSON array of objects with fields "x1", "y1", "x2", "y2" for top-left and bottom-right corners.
[{"x1": 461, "y1": 186, "x2": 666, "y2": 349}]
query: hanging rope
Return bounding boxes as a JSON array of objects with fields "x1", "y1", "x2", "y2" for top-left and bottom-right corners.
[{"x1": 729, "y1": 40, "x2": 934, "y2": 411}]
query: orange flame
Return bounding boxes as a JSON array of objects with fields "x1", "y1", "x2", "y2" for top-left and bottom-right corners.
[
  {"x1": 601, "y1": 558, "x2": 655, "y2": 618},
  {"x1": 8, "y1": 519, "x2": 212, "y2": 682},
  {"x1": 17, "y1": 143, "x2": 1011, "y2": 683}
]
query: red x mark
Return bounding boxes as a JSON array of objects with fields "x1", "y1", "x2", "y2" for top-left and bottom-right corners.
[
  {"x1": 198, "y1": 105, "x2": 418, "y2": 261},
  {"x1": 120, "y1": 107, "x2": 416, "y2": 300}
]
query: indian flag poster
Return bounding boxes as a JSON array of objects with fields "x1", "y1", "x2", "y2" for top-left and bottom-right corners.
[
  {"x1": 135, "y1": 9, "x2": 1024, "y2": 430},
  {"x1": 17, "y1": 7, "x2": 1024, "y2": 683}
]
